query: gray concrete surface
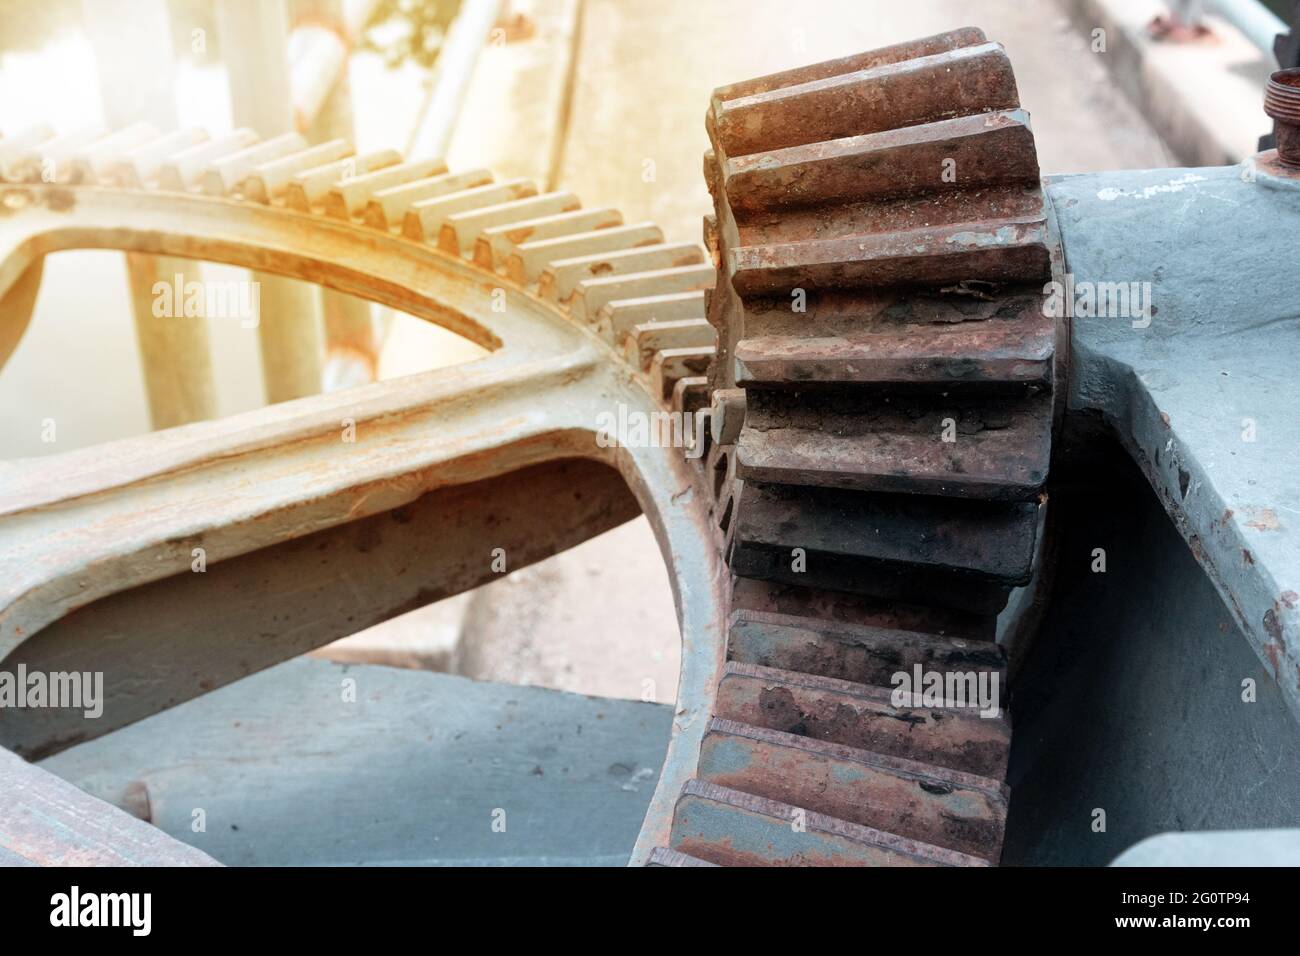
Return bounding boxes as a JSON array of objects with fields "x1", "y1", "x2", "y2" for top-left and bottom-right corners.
[{"x1": 456, "y1": 518, "x2": 681, "y2": 703}]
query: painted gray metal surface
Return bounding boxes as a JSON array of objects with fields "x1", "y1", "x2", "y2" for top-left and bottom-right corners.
[
  {"x1": 0, "y1": 457, "x2": 638, "y2": 759},
  {"x1": 39, "y1": 657, "x2": 672, "y2": 866},
  {"x1": 1049, "y1": 161, "x2": 1300, "y2": 725},
  {"x1": 1004, "y1": 448, "x2": 1300, "y2": 865},
  {"x1": 1112, "y1": 828, "x2": 1300, "y2": 865}
]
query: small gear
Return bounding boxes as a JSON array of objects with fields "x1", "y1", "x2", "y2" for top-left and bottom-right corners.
[{"x1": 655, "y1": 27, "x2": 1063, "y2": 866}]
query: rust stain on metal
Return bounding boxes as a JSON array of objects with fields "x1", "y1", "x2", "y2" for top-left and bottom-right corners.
[
  {"x1": 1244, "y1": 507, "x2": 1281, "y2": 531},
  {"x1": 1265, "y1": 69, "x2": 1300, "y2": 168}
]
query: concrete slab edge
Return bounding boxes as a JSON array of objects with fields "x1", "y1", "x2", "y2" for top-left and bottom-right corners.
[{"x1": 1062, "y1": 0, "x2": 1276, "y2": 166}]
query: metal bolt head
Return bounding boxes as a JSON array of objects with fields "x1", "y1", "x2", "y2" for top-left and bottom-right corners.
[{"x1": 1264, "y1": 69, "x2": 1300, "y2": 168}]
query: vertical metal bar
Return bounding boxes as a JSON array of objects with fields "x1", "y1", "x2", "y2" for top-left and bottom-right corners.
[
  {"x1": 82, "y1": 0, "x2": 218, "y2": 429},
  {"x1": 293, "y1": 0, "x2": 381, "y2": 390},
  {"x1": 407, "y1": 0, "x2": 502, "y2": 160},
  {"x1": 216, "y1": 0, "x2": 296, "y2": 137},
  {"x1": 216, "y1": 0, "x2": 325, "y2": 404}
]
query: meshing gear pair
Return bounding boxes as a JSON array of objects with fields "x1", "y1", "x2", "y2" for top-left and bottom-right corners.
[{"x1": 0, "y1": 27, "x2": 1056, "y2": 866}]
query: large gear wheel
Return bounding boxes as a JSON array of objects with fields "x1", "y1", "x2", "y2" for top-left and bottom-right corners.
[
  {"x1": 0, "y1": 26, "x2": 1060, "y2": 869},
  {"x1": 0, "y1": 113, "x2": 724, "y2": 825}
]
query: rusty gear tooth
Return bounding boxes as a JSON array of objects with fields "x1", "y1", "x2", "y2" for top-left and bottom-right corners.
[
  {"x1": 733, "y1": 288, "x2": 1054, "y2": 389},
  {"x1": 481, "y1": 207, "x2": 626, "y2": 274},
  {"x1": 709, "y1": 27, "x2": 989, "y2": 104},
  {"x1": 437, "y1": 191, "x2": 580, "y2": 255},
  {"x1": 596, "y1": 289, "x2": 704, "y2": 342},
  {"x1": 512, "y1": 220, "x2": 657, "y2": 283},
  {"x1": 727, "y1": 608, "x2": 1007, "y2": 688},
  {"x1": 200, "y1": 132, "x2": 306, "y2": 195},
  {"x1": 540, "y1": 241, "x2": 702, "y2": 303},
  {"x1": 114, "y1": 128, "x2": 209, "y2": 186},
  {"x1": 730, "y1": 482, "x2": 1038, "y2": 588},
  {"x1": 624, "y1": 318, "x2": 714, "y2": 372},
  {"x1": 68, "y1": 122, "x2": 161, "y2": 183},
  {"x1": 727, "y1": 218, "x2": 1052, "y2": 297},
  {"x1": 711, "y1": 41, "x2": 1020, "y2": 158},
  {"x1": 649, "y1": 346, "x2": 713, "y2": 402},
  {"x1": 738, "y1": 390, "x2": 1052, "y2": 500},
  {"x1": 8, "y1": 126, "x2": 105, "y2": 181},
  {"x1": 242, "y1": 138, "x2": 353, "y2": 203},
  {"x1": 158, "y1": 129, "x2": 258, "y2": 190},
  {"x1": 670, "y1": 376, "x2": 710, "y2": 418},
  {"x1": 715, "y1": 662, "x2": 1010, "y2": 778},
  {"x1": 568, "y1": 263, "x2": 714, "y2": 323},
  {"x1": 700, "y1": 718, "x2": 1009, "y2": 862},
  {"x1": 672, "y1": 778, "x2": 988, "y2": 867},
  {"x1": 723, "y1": 108, "x2": 1041, "y2": 214},
  {"x1": 320, "y1": 157, "x2": 450, "y2": 219},
  {"x1": 400, "y1": 178, "x2": 536, "y2": 240},
  {"x1": 730, "y1": 577, "x2": 998, "y2": 642},
  {"x1": 283, "y1": 148, "x2": 402, "y2": 211}
]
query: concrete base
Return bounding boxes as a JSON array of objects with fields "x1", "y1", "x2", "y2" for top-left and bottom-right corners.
[
  {"x1": 455, "y1": 516, "x2": 682, "y2": 704},
  {"x1": 40, "y1": 657, "x2": 673, "y2": 866},
  {"x1": 1063, "y1": 0, "x2": 1275, "y2": 166}
]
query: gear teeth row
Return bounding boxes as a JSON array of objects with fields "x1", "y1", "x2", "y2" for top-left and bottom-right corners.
[
  {"x1": 647, "y1": 27, "x2": 1062, "y2": 867},
  {"x1": 0, "y1": 125, "x2": 713, "y2": 414},
  {"x1": 670, "y1": 778, "x2": 991, "y2": 867}
]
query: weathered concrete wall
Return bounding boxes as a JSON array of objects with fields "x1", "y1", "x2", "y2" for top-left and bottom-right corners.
[{"x1": 1061, "y1": 0, "x2": 1273, "y2": 166}]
